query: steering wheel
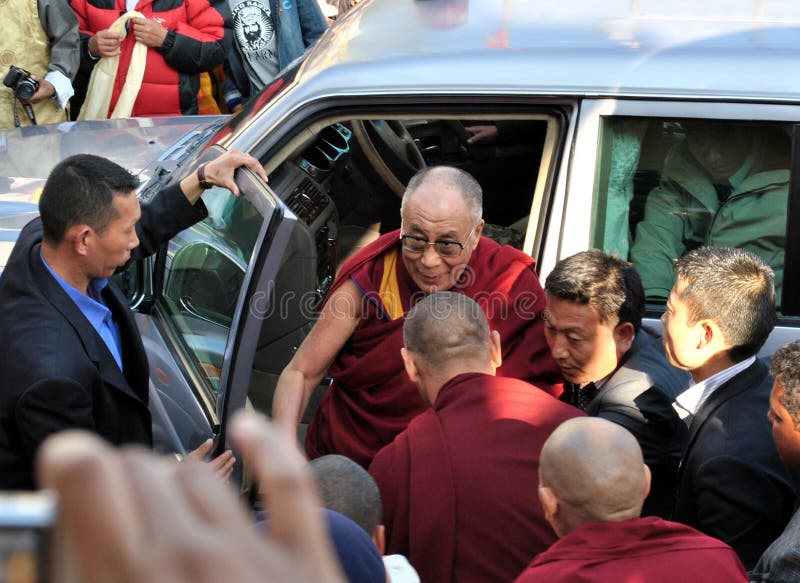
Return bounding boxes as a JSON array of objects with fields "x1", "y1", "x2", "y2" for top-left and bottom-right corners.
[{"x1": 351, "y1": 120, "x2": 427, "y2": 196}]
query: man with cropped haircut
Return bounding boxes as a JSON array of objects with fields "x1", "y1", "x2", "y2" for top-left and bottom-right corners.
[
  {"x1": 310, "y1": 454, "x2": 420, "y2": 582},
  {"x1": 663, "y1": 246, "x2": 796, "y2": 570},
  {"x1": 751, "y1": 340, "x2": 800, "y2": 582},
  {"x1": 0, "y1": 150, "x2": 265, "y2": 489},
  {"x1": 369, "y1": 292, "x2": 580, "y2": 583},
  {"x1": 544, "y1": 250, "x2": 688, "y2": 517}
]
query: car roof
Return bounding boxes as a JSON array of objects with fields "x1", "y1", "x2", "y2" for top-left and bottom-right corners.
[{"x1": 298, "y1": 0, "x2": 800, "y2": 103}]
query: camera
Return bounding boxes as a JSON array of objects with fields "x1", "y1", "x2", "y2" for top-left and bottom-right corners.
[
  {"x1": 3, "y1": 66, "x2": 39, "y2": 102},
  {"x1": 0, "y1": 492, "x2": 56, "y2": 583}
]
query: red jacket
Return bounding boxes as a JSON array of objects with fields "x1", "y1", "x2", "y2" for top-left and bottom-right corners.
[{"x1": 71, "y1": 0, "x2": 230, "y2": 116}]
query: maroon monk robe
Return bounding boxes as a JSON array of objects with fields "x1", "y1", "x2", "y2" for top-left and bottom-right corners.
[
  {"x1": 369, "y1": 372, "x2": 582, "y2": 583},
  {"x1": 305, "y1": 229, "x2": 562, "y2": 468},
  {"x1": 515, "y1": 517, "x2": 748, "y2": 583}
]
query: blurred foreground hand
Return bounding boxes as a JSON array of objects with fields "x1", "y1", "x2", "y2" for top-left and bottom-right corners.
[{"x1": 37, "y1": 412, "x2": 346, "y2": 583}]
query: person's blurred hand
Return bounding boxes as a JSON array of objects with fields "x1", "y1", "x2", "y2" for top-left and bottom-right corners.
[
  {"x1": 187, "y1": 438, "x2": 236, "y2": 483},
  {"x1": 37, "y1": 411, "x2": 346, "y2": 583},
  {"x1": 89, "y1": 29, "x2": 123, "y2": 58},
  {"x1": 466, "y1": 124, "x2": 499, "y2": 146},
  {"x1": 131, "y1": 17, "x2": 169, "y2": 48}
]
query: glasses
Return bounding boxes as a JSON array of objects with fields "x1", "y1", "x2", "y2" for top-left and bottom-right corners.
[{"x1": 400, "y1": 228, "x2": 476, "y2": 258}]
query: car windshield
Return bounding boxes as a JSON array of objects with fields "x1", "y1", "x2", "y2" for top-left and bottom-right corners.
[{"x1": 138, "y1": 118, "x2": 227, "y2": 204}]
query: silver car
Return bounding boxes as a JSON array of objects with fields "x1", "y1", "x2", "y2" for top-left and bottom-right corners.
[{"x1": 1, "y1": 0, "x2": 799, "y2": 484}]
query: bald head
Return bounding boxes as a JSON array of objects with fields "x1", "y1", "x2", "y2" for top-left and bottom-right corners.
[
  {"x1": 539, "y1": 418, "x2": 650, "y2": 536},
  {"x1": 401, "y1": 166, "x2": 483, "y2": 225},
  {"x1": 309, "y1": 455, "x2": 382, "y2": 536},
  {"x1": 404, "y1": 292, "x2": 491, "y2": 370}
]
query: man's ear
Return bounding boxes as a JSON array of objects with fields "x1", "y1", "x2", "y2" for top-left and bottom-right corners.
[
  {"x1": 489, "y1": 329, "x2": 503, "y2": 369},
  {"x1": 67, "y1": 224, "x2": 93, "y2": 257},
  {"x1": 538, "y1": 484, "x2": 559, "y2": 527},
  {"x1": 372, "y1": 524, "x2": 386, "y2": 555},
  {"x1": 474, "y1": 219, "x2": 485, "y2": 241},
  {"x1": 642, "y1": 463, "x2": 652, "y2": 499},
  {"x1": 401, "y1": 347, "x2": 419, "y2": 384},
  {"x1": 699, "y1": 320, "x2": 726, "y2": 350},
  {"x1": 613, "y1": 321, "x2": 635, "y2": 354}
]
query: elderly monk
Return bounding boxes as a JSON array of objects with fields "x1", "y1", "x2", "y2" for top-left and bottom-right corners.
[
  {"x1": 273, "y1": 166, "x2": 561, "y2": 467},
  {"x1": 515, "y1": 417, "x2": 747, "y2": 582},
  {"x1": 369, "y1": 292, "x2": 580, "y2": 583}
]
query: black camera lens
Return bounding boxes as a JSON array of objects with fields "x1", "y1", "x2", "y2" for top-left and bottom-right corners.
[
  {"x1": 15, "y1": 78, "x2": 38, "y2": 101},
  {"x1": 3, "y1": 66, "x2": 38, "y2": 102}
]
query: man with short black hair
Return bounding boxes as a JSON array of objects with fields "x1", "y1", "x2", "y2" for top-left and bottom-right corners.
[
  {"x1": 0, "y1": 150, "x2": 266, "y2": 489},
  {"x1": 664, "y1": 246, "x2": 796, "y2": 570},
  {"x1": 310, "y1": 454, "x2": 420, "y2": 582},
  {"x1": 310, "y1": 454, "x2": 384, "y2": 544},
  {"x1": 543, "y1": 249, "x2": 688, "y2": 517},
  {"x1": 750, "y1": 340, "x2": 800, "y2": 582}
]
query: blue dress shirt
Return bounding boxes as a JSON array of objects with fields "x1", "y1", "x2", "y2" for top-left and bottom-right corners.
[{"x1": 40, "y1": 254, "x2": 124, "y2": 370}]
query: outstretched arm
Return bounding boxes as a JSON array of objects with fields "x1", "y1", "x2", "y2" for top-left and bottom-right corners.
[{"x1": 272, "y1": 279, "x2": 362, "y2": 441}]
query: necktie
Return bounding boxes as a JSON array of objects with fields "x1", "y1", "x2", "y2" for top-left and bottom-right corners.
[{"x1": 574, "y1": 382, "x2": 598, "y2": 411}]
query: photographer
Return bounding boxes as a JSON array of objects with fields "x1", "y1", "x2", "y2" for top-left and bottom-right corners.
[{"x1": 0, "y1": 0, "x2": 80, "y2": 128}]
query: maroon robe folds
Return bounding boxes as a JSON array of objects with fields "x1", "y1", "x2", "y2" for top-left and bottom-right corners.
[
  {"x1": 305, "y1": 230, "x2": 562, "y2": 467},
  {"x1": 515, "y1": 517, "x2": 747, "y2": 583},
  {"x1": 369, "y1": 372, "x2": 582, "y2": 583}
]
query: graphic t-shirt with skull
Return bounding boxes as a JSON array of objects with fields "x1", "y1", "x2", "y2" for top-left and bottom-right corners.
[{"x1": 230, "y1": 0, "x2": 280, "y2": 92}]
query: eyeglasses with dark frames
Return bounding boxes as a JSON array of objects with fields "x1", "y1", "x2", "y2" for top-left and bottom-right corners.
[{"x1": 399, "y1": 228, "x2": 477, "y2": 258}]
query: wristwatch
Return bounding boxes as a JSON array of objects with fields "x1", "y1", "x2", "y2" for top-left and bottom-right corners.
[{"x1": 197, "y1": 164, "x2": 213, "y2": 189}]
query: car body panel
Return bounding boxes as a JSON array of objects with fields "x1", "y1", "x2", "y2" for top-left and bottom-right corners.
[{"x1": 0, "y1": 116, "x2": 222, "y2": 273}]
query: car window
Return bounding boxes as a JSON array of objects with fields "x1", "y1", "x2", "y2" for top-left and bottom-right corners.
[
  {"x1": 593, "y1": 117, "x2": 790, "y2": 307},
  {"x1": 160, "y1": 186, "x2": 264, "y2": 393}
]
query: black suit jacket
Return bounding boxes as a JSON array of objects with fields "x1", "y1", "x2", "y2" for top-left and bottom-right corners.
[
  {"x1": 0, "y1": 183, "x2": 207, "y2": 490},
  {"x1": 572, "y1": 330, "x2": 690, "y2": 518},
  {"x1": 672, "y1": 359, "x2": 798, "y2": 571}
]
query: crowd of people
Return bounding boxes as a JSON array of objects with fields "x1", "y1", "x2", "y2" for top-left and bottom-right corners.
[
  {"x1": 0, "y1": 151, "x2": 793, "y2": 581},
  {"x1": 6, "y1": 0, "x2": 800, "y2": 583},
  {"x1": 0, "y1": 0, "x2": 359, "y2": 127},
  {"x1": 4, "y1": 1, "x2": 797, "y2": 581}
]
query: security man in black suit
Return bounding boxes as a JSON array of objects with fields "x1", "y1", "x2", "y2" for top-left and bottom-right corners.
[
  {"x1": 663, "y1": 246, "x2": 797, "y2": 571},
  {"x1": 0, "y1": 149, "x2": 266, "y2": 490},
  {"x1": 543, "y1": 249, "x2": 689, "y2": 518}
]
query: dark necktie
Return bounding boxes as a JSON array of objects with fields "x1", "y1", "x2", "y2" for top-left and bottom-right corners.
[{"x1": 568, "y1": 382, "x2": 599, "y2": 411}]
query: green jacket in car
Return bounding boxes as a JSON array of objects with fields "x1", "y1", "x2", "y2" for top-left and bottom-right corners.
[{"x1": 630, "y1": 141, "x2": 788, "y2": 302}]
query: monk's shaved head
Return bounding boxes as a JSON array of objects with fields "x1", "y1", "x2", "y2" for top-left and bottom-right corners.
[
  {"x1": 401, "y1": 165, "x2": 483, "y2": 225},
  {"x1": 309, "y1": 455, "x2": 382, "y2": 536},
  {"x1": 540, "y1": 417, "x2": 649, "y2": 530},
  {"x1": 403, "y1": 292, "x2": 490, "y2": 370}
]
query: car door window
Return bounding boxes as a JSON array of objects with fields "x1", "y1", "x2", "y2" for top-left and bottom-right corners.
[
  {"x1": 593, "y1": 117, "x2": 791, "y2": 307},
  {"x1": 160, "y1": 186, "x2": 264, "y2": 393}
]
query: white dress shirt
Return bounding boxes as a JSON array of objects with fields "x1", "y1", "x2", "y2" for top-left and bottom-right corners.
[{"x1": 672, "y1": 356, "x2": 756, "y2": 425}]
